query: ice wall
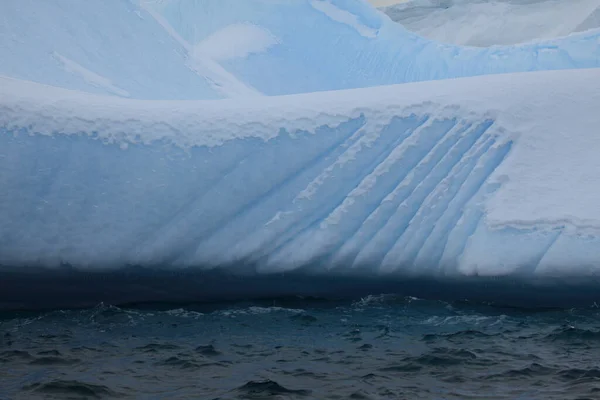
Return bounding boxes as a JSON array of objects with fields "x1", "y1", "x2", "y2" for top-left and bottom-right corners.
[{"x1": 2, "y1": 68, "x2": 600, "y2": 278}]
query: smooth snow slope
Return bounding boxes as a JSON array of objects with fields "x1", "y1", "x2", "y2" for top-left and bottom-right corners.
[
  {"x1": 1, "y1": 0, "x2": 600, "y2": 99},
  {"x1": 382, "y1": 0, "x2": 600, "y2": 47},
  {"x1": 0, "y1": 0, "x2": 221, "y2": 100},
  {"x1": 2, "y1": 68, "x2": 600, "y2": 278},
  {"x1": 141, "y1": 0, "x2": 600, "y2": 96}
]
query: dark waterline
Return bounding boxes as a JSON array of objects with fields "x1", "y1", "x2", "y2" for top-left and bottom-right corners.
[{"x1": 2, "y1": 266, "x2": 600, "y2": 311}]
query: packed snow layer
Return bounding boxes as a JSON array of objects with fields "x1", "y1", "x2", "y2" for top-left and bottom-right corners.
[
  {"x1": 1, "y1": 0, "x2": 600, "y2": 100},
  {"x1": 2, "y1": 68, "x2": 600, "y2": 277},
  {"x1": 382, "y1": 0, "x2": 600, "y2": 46}
]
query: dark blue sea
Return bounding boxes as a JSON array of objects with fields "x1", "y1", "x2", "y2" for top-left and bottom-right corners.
[{"x1": 2, "y1": 294, "x2": 600, "y2": 400}]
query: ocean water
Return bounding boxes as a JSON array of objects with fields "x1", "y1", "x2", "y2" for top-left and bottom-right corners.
[{"x1": 2, "y1": 295, "x2": 600, "y2": 400}]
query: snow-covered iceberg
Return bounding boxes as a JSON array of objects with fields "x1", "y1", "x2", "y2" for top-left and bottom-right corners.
[
  {"x1": 2, "y1": 0, "x2": 600, "y2": 309},
  {"x1": 2, "y1": 68, "x2": 600, "y2": 278},
  {"x1": 1, "y1": 0, "x2": 599, "y2": 99}
]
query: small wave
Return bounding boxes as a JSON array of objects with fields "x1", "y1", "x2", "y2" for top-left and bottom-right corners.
[
  {"x1": 545, "y1": 326, "x2": 600, "y2": 342},
  {"x1": 23, "y1": 380, "x2": 122, "y2": 398},
  {"x1": 136, "y1": 343, "x2": 181, "y2": 352},
  {"x1": 360, "y1": 373, "x2": 391, "y2": 382},
  {"x1": 419, "y1": 314, "x2": 502, "y2": 326},
  {"x1": 163, "y1": 308, "x2": 204, "y2": 318},
  {"x1": 155, "y1": 356, "x2": 226, "y2": 370},
  {"x1": 37, "y1": 333, "x2": 72, "y2": 340},
  {"x1": 421, "y1": 329, "x2": 497, "y2": 342},
  {"x1": 195, "y1": 344, "x2": 222, "y2": 356},
  {"x1": 349, "y1": 390, "x2": 373, "y2": 399},
  {"x1": 234, "y1": 379, "x2": 311, "y2": 398},
  {"x1": 70, "y1": 346, "x2": 103, "y2": 354},
  {"x1": 155, "y1": 356, "x2": 200, "y2": 369},
  {"x1": 37, "y1": 349, "x2": 62, "y2": 356},
  {"x1": 380, "y1": 348, "x2": 481, "y2": 373},
  {"x1": 351, "y1": 294, "x2": 404, "y2": 308},
  {"x1": 218, "y1": 306, "x2": 305, "y2": 317},
  {"x1": 414, "y1": 348, "x2": 478, "y2": 366},
  {"x1": 84, "y1": 303, "x2": 145, "y2": 326},
  {"x1": 29, "y1": 355, "x2": 80, "y2": 366},
  {"x1": 379, "y1": 363, "x2": 423, "y2": 373},
  {"x1": 289, "y1": 313, "x2": 318, "y2": 324},
  {"x1": 280, "y1": 368, "x2": 328, "y2": 379},
  {"x1": 0, "y1": 350, "x2": 33, "y2": 363},
  {"x1": 558, "y1": 367, "x2": 600, "y2": 382},
  {"x1": 484, "y1": 363, "x2": 556, "y2": 380},
  {"x1": 232, "y1": 343, "x2": 253, "y2": 349}
]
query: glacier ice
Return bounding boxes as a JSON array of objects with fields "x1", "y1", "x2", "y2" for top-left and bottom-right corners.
[
  {"x1": 2, "y1": 0, "x2": 600, "y2": 308},
  {"x1": 136, "y1": 0, "x2": 600, "y2": 97},
  {"x1": 382, "y1": 0, "x2": 600, "y2": 46},
  {"x1": 1, "y1": 0, "x2": 599, "y2": 99}
]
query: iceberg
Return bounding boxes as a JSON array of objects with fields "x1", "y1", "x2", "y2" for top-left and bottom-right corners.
[
  {"x1": 2, "y1": 67, "x2": 600, "y2": 308},
  {"x1": 1, "y1": 0, "x2": 600, "y2": 308}
]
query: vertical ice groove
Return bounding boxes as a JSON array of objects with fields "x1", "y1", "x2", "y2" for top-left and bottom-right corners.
[
  {"x1": 351, "y1": 119, "x2": 488, "y2": 269},
  {"x1": 517, "y1": 230, "x2": 562, "y2": 276},
  {"x1": 438, "y1": 179, "x2": 506, "y2": 272},
  {"x1": 440, "y1": 208, "x2": 484, "y2": 273},
  {"x1": 262, "y1": 115, "x2": 431, "y2": 269},
  {"x1": 131, "y1": 149, "x2": 252, "y2": 263},
  {"x1": 191, "y1": 117, "x2": 371, "y2": 266},
  {"x1": 295, "y1": 115, "x2": 423, "y2": 202},
  {"x1": 320, "y1": 117, "x2": 461, "y2": 267},
  {"x1": 31, "y1": 138, "x2": 77, "y2": 261},
  {"x1": 131, "y1": 121, "x2": 357, "y2": 266},
  {"x1": 330, "y1": 119, "x2": 473, "y2": 267},
  {"x1": 415, "y1": 138, "x2": 513, "y2": 271},
  {"x1": 379, "y1": 121, "x2": 496, "y2": 272},
  {"x1": 322, "y1": 116, "x2": 438, "y2": 227},
  {"x1": 295, "y1": 122, "x2": 373, "y2": 201}
]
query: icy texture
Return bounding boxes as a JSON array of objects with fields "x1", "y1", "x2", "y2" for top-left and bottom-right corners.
[
  {"x1": 141, "y1": 0, "x2": 600, "y2": 96},
  {"x1": 2, "y1": 68, "x2": 600, "y2": 277},
  {"x1": 382, "y1": 0, "x2": 600, "y2": 46},
  {"x1": 1, "y1": 0, "x2": 600, "y2": 99},
  {"x1": 0, "y1": 0, "x2": 221, "y2": 100},
  {"x1": 2, "y1": 0, "x2": 600, "y2": 300}
]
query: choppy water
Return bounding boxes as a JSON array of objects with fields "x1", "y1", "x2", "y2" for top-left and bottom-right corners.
[{"x1": 2, "y1": 296, "x2": 600, "y2": 399}]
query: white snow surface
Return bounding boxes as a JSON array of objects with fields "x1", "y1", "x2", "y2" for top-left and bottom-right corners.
[
  {"x1": 1, "y1": 0, "x2": 600, "y2": 99},
  {"x1": 185, "y1": 23, "x2": 279, "y2": 98},
  {"x1": 2, "y1": 68, "x2": 600, "y2": 277},
  {"x1": 52, "y1": 52, "x2": 131, "y2": 98},
  {"x1": 0, "y1": 0, "x2": 220, "y2": 100},
  {"x1": 192, "y1": 23, "x2": 280, "y2": 61},
  {"x1": 382, "y1": 0, "x2": 600, "y2": 46},
  {"x1": 310, "y1": 0, "x2": 379, "y2": 38}
]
